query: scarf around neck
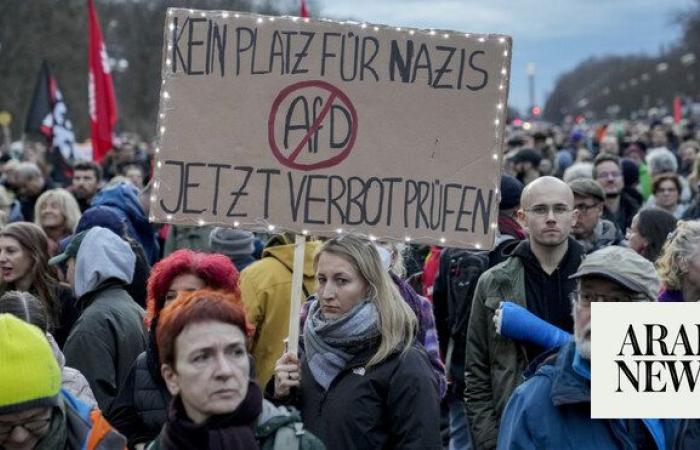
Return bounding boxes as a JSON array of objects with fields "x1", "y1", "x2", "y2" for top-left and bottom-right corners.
[
  {"x1": 498, "y1": 213, "x2": 526, "y2": 240},
  {"x1": 35, "y1": 399, "x2": 68, "y2": 450},
  {"x1": 303, "y1": 299, "x2": 381, "y2": 390},
  {"x1": 161, "y1": 381, "x2": 262, "y2": 450}
]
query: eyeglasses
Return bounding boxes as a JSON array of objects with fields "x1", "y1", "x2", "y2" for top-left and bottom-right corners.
[
  {"x1": 656, "y1": 187, "x2": 678, "y2": 194},
  {"x1": 576, "y1": 289, "x2": 638, "y2": 305},
  {"x1": 525, "y1": 205, "x2": 572, "y2": 217},
  {"x1": 0, "y1": 415, "x2": 51, "y2": 439},
  {"x1": 574, "y1": 202, "x2": 601, "y2": 213},
  {"x1": 596, "y1": 171, "x2": 621, "y2": 180}
]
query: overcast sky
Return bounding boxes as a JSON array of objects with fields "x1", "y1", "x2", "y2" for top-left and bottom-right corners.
[{"x1": 313, "y1": 0, "x2": 696, "y2": 113}]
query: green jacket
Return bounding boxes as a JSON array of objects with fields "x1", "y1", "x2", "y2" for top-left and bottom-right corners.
[
  {"x1": 146, "y1": 401, "x2": 324, "y2": 450},
  {"x1": 465, "y1": 255, "x2": 527, "y2": 450}
]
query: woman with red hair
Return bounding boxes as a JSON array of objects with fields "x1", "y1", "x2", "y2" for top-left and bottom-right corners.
[
  {"x1": 109, "y1": 249, "x2": 240, "y2": 450},
  {"x1": 147, "y1": 289, "x2": 322, "y2": 449}
]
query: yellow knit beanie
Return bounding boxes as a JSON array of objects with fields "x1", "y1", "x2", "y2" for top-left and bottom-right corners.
[{"x1": 0, "y1": 314, "x2": 61, "y2": 414}]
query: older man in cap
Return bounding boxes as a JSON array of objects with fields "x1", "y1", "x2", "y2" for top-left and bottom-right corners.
[
  {"x1": 497, "y1": 246, "x2": 679, "y2": 449},
  {"x1": 568, "y1": 178, "x2": 622, "y2": 254}
]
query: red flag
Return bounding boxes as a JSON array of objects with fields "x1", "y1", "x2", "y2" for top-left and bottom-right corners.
[
  {"x1": 88, "y1": 0, "x2": 117, "y2": 162},
  {"x1": 300, "y1": 0, "x2": 309, "y2": 18},
  {"x1": 673, "y1": 96, "x2": 682, "y2": 125}
]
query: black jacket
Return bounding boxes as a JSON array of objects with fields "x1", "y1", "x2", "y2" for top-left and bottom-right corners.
[
  {"x1": 279, "y1": 343, "x2": 442, "y2": 450},
  {"x1": 109, "y1": 322, "x2": 170, "y2": 449},
  {"x1": 52, "y1": 282, "x2": 79, "y2": 349},
  {"x1": 125, "y1": 238, "x2": 150, "y2": 308},
  {"x1": 602, "y1": 191, "x2": 640, "y2": 234},
  {"x1": 513, "y1": 237, "x2": 584, "y2": 361},
  {"x1": 63, "y1": 282, "x2": 146, "y2": 413}
]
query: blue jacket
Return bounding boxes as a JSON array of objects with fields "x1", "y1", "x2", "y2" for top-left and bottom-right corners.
[
  {"x1": 62, "y1": 389, "x2": 127, "y2": 449},
  {"x1": 91, "y1": 183, "x2": 159, "y2": 264},
  {"x1": 497, "y1": 341, "x2": 680, "y2": 450}
]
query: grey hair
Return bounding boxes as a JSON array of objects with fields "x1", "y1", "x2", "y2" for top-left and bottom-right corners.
[
  {"x1": 646, "y1": 147, "x2": 678, "y2": 176},
  {"x1": 13, "y1": 162, "x2": 42, "y2": 181},
  {"x1": 563, "y1": 162, "x2": 593, "y2": 183}
]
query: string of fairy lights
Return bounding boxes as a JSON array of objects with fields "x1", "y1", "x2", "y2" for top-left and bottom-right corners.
[{"x1": 151, "y1": 8, "x2": 510, "y2": 249}]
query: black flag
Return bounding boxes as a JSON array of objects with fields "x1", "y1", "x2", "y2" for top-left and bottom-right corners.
[{"x1": 25, "y1": 60, "x2": 76, "y2": 185}]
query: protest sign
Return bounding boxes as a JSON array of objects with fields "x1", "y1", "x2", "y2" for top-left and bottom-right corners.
[{"x1": 151, "y1": 8, "x2": 511, "y2": 249}]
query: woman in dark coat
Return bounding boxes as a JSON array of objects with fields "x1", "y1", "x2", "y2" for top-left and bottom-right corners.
[{"x1": 272, "y1": 234, "x2": 441, "y2": 450}]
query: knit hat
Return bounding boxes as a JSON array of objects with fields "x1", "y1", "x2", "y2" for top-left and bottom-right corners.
[
  {"x1": 75, "y1": 205, "x2": 128, "y2": 237},
  {"x1": 568, "y1": 178, "x2": 606, "y2": 203},
  {"x1": 499, "y1": 174, "x2": 524, "y2": 210},
  {"x1": 0, "y1": 314, "x2": 61, "y2": 414},
  {"x1": 569, "y1": 246, "x2": 660, "y2": 302},
  {"x1": 209, "y1": 227, "x2": 255, "y2": 258},
  {"x1": 48, "y1": 230, "x2": 88, "y2": 265}
]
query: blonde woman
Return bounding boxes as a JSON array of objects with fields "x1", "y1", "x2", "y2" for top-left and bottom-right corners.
[
  {"x1": 0, "y1": 186, "x2": 15, "y2": 226},
  {"x1": 657, "y1": 220, "x2": 700, "y2": 302},
  {"x1": 273, "y1": 234, "x2": 441, "y2": 450},
  {"x1": 34, "y1": 188, "x2": 81, "y2": 253}
]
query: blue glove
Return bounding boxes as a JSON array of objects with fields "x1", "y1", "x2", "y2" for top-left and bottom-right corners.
[{"x1": 498, "y1": 301, "x2": 571, "y2": 349}]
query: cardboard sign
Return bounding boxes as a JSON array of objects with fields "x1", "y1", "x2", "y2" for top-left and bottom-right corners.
[{"x1": 151, "y1": 8, "x2": 512, "y2": 249}]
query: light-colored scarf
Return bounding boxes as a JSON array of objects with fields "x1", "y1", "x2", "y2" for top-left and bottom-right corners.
[{"x1": 303, "y1": 299, "x2": 380, "y2": 390}]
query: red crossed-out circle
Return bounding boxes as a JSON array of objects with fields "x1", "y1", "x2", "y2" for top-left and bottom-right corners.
[{"x1": 267, "y1": 80, "x2": 358, "y2": 171}]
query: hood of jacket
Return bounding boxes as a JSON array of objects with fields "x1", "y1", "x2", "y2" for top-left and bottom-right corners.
[
  {"x1": 75, "y1": 226, "x2": 135, "y2": 298},
  {"x1": 91, "y1": 182, "x2": 159, "y2": 264},
  {"x1": 261, "y1": 240, "x2": 321, "y2": 278},
  {"x1": 512, "y1": 236, "x2": 583, "y2": 276},
  {"x1": 91, "y1": 182, "x2": 145, "y2": 227},
  {"x1": 48, "y1": 332, "x2": 66, "y2": 370}
]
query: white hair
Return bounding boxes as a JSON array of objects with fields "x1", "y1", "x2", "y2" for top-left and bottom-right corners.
[
  {"x1": 563, "y1": 162, "x2": 593, "y2": 183},
  {"x1": 646, "y1": 147, "x2": 677, "y2": 176}
]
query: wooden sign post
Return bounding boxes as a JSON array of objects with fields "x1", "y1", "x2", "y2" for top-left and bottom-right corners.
[{"x1": 287, "y1": 234, "x2": 307, "y2": 354}]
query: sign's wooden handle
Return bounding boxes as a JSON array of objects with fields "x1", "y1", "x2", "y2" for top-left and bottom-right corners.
[{"x1": 286, "y1": 234, "x2": 307, "y2": 355}]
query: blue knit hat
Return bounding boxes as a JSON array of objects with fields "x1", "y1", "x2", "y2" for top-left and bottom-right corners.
[
  {"x1": 499, "y1": 174, "x2": 524, "y2": 210},
  {"x1": 75, "y1": 205, "x2": 128, "y2": 237}
]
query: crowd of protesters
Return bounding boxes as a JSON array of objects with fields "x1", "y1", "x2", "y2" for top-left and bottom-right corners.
[{"x1": 0, "y1": 112, "x2": 700, "y2": 450}]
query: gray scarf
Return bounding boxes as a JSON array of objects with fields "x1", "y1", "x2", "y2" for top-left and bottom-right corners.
[{"x1": 303, "y1": 299, "x2": 380, "y2": 390}]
